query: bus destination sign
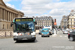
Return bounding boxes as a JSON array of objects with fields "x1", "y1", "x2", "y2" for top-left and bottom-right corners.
[{"x1": 15, "y1": 18, "x2": 33, "y2": 22}]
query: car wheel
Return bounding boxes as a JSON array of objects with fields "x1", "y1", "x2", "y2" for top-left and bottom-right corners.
[
  {"x1": 39, "y1": 33, "x2": 41, "y2": 34},
  {"x1": 69, "y1": 37, "x2": 74, "y2": 41},
  {"x1": 41, "y1": 35, "x2": 43, "y2": 37},
  {"x1": 48, "y1": 35, "x2": 50, "y2": 37},
  {"x1": 50, "y1": 33, "x2": 52, "y2": 35},
  {"x1": 31, "y1": 38, "x2": 36, "y2": 42},
  {"x1": 16, "y1": 40, "x2": 20, "y2": 42}
]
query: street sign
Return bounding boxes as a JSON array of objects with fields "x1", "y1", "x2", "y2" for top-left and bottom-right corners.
[{"x1": 54, "y1": 22, "x2": 57, "y2": 25}]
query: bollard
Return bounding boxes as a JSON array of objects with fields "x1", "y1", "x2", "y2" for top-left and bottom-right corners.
[{"x1": 5, "y1": 32, "x2": 6, "y2": 37}]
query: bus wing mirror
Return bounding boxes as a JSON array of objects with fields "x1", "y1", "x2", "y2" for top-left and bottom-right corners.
[
  {"x1": 34, "y1": 22, "x2": 37, "y2": 25},
  {"x1": 11, "y1": 22, "x2": 15, "y2": 27}
]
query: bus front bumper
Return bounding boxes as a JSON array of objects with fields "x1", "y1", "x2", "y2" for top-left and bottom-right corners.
[{"x1": 13, "y1": 35, "x2": 36, "y2": 41}]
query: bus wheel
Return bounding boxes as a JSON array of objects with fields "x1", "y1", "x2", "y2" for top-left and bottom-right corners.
[
  {"x1": 31, "y1": 38, "x2": 36, "y2": 42},
  {"x1": 16, "y1": 40, "x2": 20, "y2": 42},
  {"x1": 31, "y1": 40, "x2": 35, "y2": 42}
]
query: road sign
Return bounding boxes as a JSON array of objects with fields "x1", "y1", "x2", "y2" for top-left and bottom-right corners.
[{"x1": 54, "y1": 22, "x2": 57, "y2": 25}]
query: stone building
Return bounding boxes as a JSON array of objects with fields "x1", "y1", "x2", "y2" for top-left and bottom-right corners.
[
  {"x1": 34, "y1": 16, "x2": 54, "y2": 30},
  {"x1": 68, "y1": 10, "x2": 75, "y2": 29},
  {"x1": 0, "y1": 0, "x2": 24, "y2": 36},
  {"x1": 60, "y1": 15, "x2": 68, "y2": 29}
]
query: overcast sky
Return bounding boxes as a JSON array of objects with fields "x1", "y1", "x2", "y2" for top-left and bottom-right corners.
[{"x1": 3, "y1": 0, "x2": 75, "y2": 26}]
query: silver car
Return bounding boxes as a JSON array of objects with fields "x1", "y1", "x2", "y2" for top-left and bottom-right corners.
[
  {"x1": 69, "y1": 29, "x2": 72, "y2": 32},
  {"x1": 63, "y1": 30, "x2": 69, "y2": 34}
]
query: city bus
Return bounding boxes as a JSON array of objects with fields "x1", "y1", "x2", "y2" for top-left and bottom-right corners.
[{"x1": 11, "y1": 18, "x2": 37, "y2": 42}]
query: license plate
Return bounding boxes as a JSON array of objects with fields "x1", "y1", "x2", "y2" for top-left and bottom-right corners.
[
  {"x1": 22, "y1": 38, "x2": 27, "y2": 40},
  {"x1": 65, "y1": 32, "x2": 67, "y2": 33}
]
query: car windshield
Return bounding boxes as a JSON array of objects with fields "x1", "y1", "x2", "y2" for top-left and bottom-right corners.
[
  {"x1": 70, "y1": 29, "x2": 72, "y2": 31},
  {"x1": 72, "y1": 29, "x2": 75, "y2": 31},
  {"x1": 42, "y1": 30, "x2": 48, "y2": 32},
  {"x1": 14, "y1": 22, "x2": 34, "y2": 32}
]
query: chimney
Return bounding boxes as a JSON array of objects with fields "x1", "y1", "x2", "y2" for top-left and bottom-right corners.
[
  {"x1": 71, "y1": 10, "x2": 74, "y2": 12},
  {"x1": 55, "y1": 19, "x2": 56, "y2": 22}
]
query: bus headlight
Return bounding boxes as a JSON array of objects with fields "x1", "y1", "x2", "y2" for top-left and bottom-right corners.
[
  {"x1": 31, "y1": 32, "x2": 36, "y2": 37},
  {"x1": 18, "y1": 33, "x2": 22, "y2": 36},
  {"x1": 13, "y1": 32, "x2": 18, "y2": 36},
  {"x1": 31, "y1": 32, "x2": 36, "y2": 35}
]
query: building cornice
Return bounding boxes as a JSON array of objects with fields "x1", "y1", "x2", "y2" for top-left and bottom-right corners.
[{"x1": 0, "y1": 0, "x2": 24, "y2": 15}]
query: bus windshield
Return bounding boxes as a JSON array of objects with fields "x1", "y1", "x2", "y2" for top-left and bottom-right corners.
[{"x1": 14, "y1": 21, "x2": 34, "y2": 32}]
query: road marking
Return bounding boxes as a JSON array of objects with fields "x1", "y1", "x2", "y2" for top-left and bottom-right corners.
[
  {"x1": 38, "y1": 35, "x2": 41, "y2": 37},
  {"x1": 37, "y1": 34, "x2": 68, "y2": 38},
  {"x1": 60, "y1": 35, "x2": 62, "y2": 37},
  {"x1": 64, "y1": 36, "x2": 67, "y2": 37},
  {"x1": 51, "y1": 34, "x2": 57, "y2": 37}
]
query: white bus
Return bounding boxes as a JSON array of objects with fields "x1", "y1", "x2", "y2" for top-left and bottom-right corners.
[{"x1": 11, "y1": 18, "x2": 37, "y2": 42}]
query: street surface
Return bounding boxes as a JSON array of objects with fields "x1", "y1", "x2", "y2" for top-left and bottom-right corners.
[{"x1": 0, "y1": 30, "x2": 75, "y2": 50}]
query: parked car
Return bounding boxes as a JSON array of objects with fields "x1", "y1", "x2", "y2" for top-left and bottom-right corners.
[
  {"x1": 58, "y1": 29, "x2": 60, "y2": 31},
  {"x1": 69, "y1": 29, "x2": 72, "y2": 32},
  {"x1": 66, "y1": 28, "x2": 69, "y2": 31},
  {"x1": 62, "y1": 29, "x2": 65, "y2": 32},
  {"x1": 63, "y1": 30, "x2": 69, "y2": 34},
  {"x1": 72, "y1": 29, "x2": 75, "y2": 32},
  {"x1": 52, "y1": 29, "x2": 54, "y2": 34},
  {"x1": 41, "y1": 28, "x2": 50, "y2": 37},
  {"x1": 49, "y1": 29, "x2": 52, "y2": 35},
  {"x1": 68, "y1": 31, "x2": 75, "y2": 41}
]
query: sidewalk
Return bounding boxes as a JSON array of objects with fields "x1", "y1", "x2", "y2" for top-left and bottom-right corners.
[{"x1": 35, "y1": 30, "x2": 39, "y2": 34}]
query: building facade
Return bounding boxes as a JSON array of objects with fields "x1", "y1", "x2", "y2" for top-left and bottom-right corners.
[
  {"x1": 60, "y1": 15, "x2": 68, "y2": 29},
  {"x1": 34, "y1": 16, "x2": 54, "y2": 30},
  {"x1": 0, "y1": 0, "x2": 24, "y2": 31},
  {"x1": 68, "y1": 10, "x2": 75, "y2": 29}
]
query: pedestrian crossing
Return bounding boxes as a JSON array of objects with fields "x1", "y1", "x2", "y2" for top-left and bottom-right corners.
[
  {"x1": 51, "y1": 34, "x2": 68, "y2": 37},
  {"x1": 37, "y1": 34, "x2": 68, "y2": 38}
]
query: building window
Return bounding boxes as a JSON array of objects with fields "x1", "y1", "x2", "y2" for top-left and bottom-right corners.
[
  {"x1": 74, "y1": 19, "x2": 75, "y2": 21},
  {"x1": 74, "y1": 22, "x2": 75, "y2": 25},
  {"x1": 71, "y1": 19, "x2": 72, "y2": 21},
  {"x1": 71, "y1": 26, "x2": 72, "y2": 28},
  {"x1": 3, "y1": 9, "x2": 4, "y2": 20},
  {"x1": 7, "y1": 24, "x2": 8, "y2": 29},
  {"x1": 71, "y1": 22, "x2": 72, "y2": 25},
  {"x1": 3, "y1": 24, "x2": 4, "y2": 29}
]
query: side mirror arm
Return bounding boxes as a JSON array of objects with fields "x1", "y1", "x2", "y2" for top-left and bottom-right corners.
[
  {"x1": 34, "y1": 22, "x2": 37, "y2": 25},
  {"x1": 10, "y1": 22, "x2": 15, "y2": 27}
]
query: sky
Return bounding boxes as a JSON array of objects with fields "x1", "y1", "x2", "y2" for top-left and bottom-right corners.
[{"x1": 3, "y1": 0, "x2": 75, "y2": 26}]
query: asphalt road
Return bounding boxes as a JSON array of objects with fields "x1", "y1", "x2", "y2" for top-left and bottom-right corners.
[{"x1": 0, "y1": 30, "x2": 75, "y2": 50}]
